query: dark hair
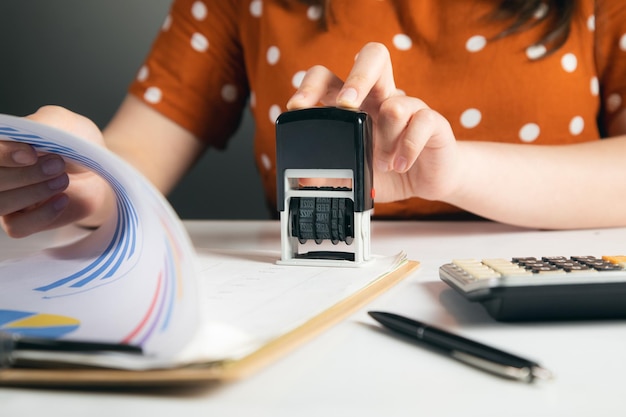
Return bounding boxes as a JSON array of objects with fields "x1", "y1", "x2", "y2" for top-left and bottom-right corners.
[
  {"x1": 491, "y1": 0, "x2": 576, "y2": 54},
  {"x1": 284, "y1": 0, "x2": 577, "y2": 55}
]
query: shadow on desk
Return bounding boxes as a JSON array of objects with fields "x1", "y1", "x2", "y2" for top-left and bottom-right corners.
[
  {"x1": 420, "y1": 282, "x2": 491, "y2": 323},
  {"x1": 2, "y1": 380, "x2": 225, "y2": 398}
]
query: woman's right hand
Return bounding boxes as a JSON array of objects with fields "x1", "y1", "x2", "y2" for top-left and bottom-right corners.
[{"x1": 0, "y1": 106, "x2": 113, "y2": 238}]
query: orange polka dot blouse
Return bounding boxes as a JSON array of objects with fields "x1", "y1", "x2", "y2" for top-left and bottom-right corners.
[{"x1": 128, "y1": 0, "x2": 626, "y2": 219}]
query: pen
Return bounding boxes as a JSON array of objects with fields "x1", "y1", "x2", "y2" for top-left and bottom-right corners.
[
  {"x1": 0, "y1": 331, "x2": 142, "y2": 368},
  {"x1": 368, "y1": 311, "x2": 553, "y2": 383}
]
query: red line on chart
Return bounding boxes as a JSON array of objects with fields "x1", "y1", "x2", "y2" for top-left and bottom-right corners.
[{"x1": 122, "y1": 273, "x2": 163, "y2": 344}]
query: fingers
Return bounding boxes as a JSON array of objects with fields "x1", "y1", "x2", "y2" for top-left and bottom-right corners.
[
  {"x1": 336, "y1": 42, "x2": 397, "y2": 111},
  {"x1": 0, "y1": 170, "x2": 69, "y2": 215},
  {"x1": 0, "y1": 141, "x2": 38, "y2": 167},
  {"x1": 27, "y1": 105, "x2": 105, "y2": 147},
  {"x1": 374, "y1": 95, "x2": 454, "y2": 173},
  {"x1": 287, "y1": 42, "x2": 399, "y2": 113},
  {"x1": 0, "y1": 141, "x2": 68, "y2": 219},
  {"x1": 0, "y1": 151, "x2": 69, "y2": 237},
  {"x1": 0, "y1": 154, "x2": 67, "y2": 192},
  {"x1": 0, "y1": 107, "x2": 108, "y2": 238},
  {"x1": 287, "y1": 65, "x2": 345, "y2": 109},
  {"x1": 1, "y1": 194, "x2": 70, "y2": 238},
  {"x1": 2, "y1": 169, "x2": 111, "y2": 238}
]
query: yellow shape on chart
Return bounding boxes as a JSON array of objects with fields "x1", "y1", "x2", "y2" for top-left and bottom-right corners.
[{"x1": 6, "y1": 314, "x2": 80, "y2": 328}]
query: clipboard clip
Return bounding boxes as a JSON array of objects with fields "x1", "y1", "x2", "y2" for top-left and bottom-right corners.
[{"x1": 0, "y1": 331, "x2": 142, "y2": 369}]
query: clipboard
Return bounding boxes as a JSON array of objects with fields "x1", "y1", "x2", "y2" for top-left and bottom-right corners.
[
  {"x1": 0, "y1": 259, "x2": 418, "y2": 387},
  {"x1": 0, "y1": 113, "x2": 420, "y2": 387}
]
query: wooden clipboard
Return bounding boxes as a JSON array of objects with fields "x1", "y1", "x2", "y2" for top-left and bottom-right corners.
[{"x1": 0, "y1": 260, "x2": 419, "y2": 388}]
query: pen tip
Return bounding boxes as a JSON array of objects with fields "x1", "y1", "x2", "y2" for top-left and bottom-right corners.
[
  {"x1": 532, "y1": 366, "x2": 554, "y2": 381},
  {"x1": 367, "y1": 311, "x2": 384, "y2": 321}
]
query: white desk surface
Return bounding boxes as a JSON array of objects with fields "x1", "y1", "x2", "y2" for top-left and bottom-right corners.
[{"x1": 3, "y1": 220, "x2": 626, "y2": 417}]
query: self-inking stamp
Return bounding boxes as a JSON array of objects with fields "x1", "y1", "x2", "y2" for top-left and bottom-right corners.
[{"x1": 276, "y1": 107, "x2": 374, "y2": 266}]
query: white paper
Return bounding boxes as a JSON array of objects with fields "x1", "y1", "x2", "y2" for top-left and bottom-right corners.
[
  {"x1": 0, "y1": 114, "x2": 200, "y2": 360},
  {"x1": 0, "y1": 114, "x2": 408, "y2": 370}
]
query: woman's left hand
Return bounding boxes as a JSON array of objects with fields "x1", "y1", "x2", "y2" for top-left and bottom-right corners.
[{"x1": 286, "y1": 42, "x2": 462, "y2": 204}]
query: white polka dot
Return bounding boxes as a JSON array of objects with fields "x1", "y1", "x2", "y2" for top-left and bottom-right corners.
[
  {"x1": 137, "y1": 65, "x2": 149, "y2": 82},
  {"x1": 590, "y1": 77, "x2": 599, "y2": 96},
  {"x1": 292, "y1": 71, "x2": 306, "y2": 89},
  {"x1": 569, "y1": 116, "x2": 584, "y2": 136},
  {"x1": 307, "y1": 5, "x2": 323, "y2": 20},
  {"x1": 269, "y1": 105, "x2": 282, "y2": 123},
  {"x1": 460, "y1": 108, "x2": 482, "y2": 129},
  {"x1": 250, "y1": 91, "x2": 257, "y2": 108},
  {"x1": 620, "y1": 34, "x2": 626, "y2": 51},
  {"x1": 221, "y1": 84, "x2": 237, "y2": 103},
  {"x1": 144, "y1": 87, "x2": 162, "y2": 104},
  {"x1": 250, "y1": 0, "x2": 262, "y2": 17},
  {"x1": 526, "y1": 44, "x2": 547, "y2": 60},
  {"x1": 607, "y1": 93, "x2": 622, "y2": 113},
  {"x1": 466, "y1": 35, "x2": 487, "y2": 52},
  {"x1": 587, "y1": 15, "x2": 595, "y2": 31},
  {"x1": 162, "y1": 14, "x2": 172, "y2": 31},
  {"x1": 191, "y1": 1, "x2": 207, "y2": 20},
  {"x1": 260, "y1": 153, "x2": 272, "y2": 171},
  {"x1": 534, "y1": 3, "x2": 549, "y2": 19},
  {"x1": 190, "y1": 32, "x2": 209, "y2": 52},
  {"x1": 519, "y1": 123, "x2": 540, "y2": 142},
  {"x1": 561, "y1": 53, "x2": 578, "y2": 72},
  {"x1": 266, "y1": 46, "x2": 280, "y2": 65},
  {"x1": 393, "y1": 34, "x2": 412, "y2": 51}
]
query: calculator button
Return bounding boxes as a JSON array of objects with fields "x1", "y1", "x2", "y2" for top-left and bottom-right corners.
[
  {"x1": 530, "y1": 265, "x2": 564, "y2": 273},
  {"x1": 603, "y1": 255, "x2": 626, "y2": 267},
  {"x1": 575, "y1": 257, "x2": 623, "y2": 271},
  {"x1": 452, "y1": 259, "x2": 501, "y2": 279},
  {"x1": 512, "y1": 257, "x2": 537, "y2": 263},
  {"x1": 562, "y1": 264, "x2": 592, "y2": 272},
  {"x1": 542, "y1": 256, "x2": 568, "y2": 262},
  {"x1": 482, "y1": 259, "x2": 532, "y2": 276}
]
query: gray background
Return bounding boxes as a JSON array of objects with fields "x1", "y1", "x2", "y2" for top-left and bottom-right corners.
[{"x1": 0, "y1": 1, "x2": 269, "y2": 219}]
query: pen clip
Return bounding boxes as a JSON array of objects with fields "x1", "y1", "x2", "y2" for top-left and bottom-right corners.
[{"x1": 452, "y1": 351, "x2": 552, "y2": 382}]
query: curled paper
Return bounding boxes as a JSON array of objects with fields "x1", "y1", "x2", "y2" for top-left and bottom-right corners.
[{"x1": 0, "y1": 114, "x2": 200, "y2": 360}]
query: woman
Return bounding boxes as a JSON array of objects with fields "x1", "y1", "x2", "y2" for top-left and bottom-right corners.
[{"x1": 2, "y1": 0, "x2": 626, "y2": 237}]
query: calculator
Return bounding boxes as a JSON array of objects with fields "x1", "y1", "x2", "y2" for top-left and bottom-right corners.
[{"x1": 439, "y1": 255, "x2": 626, "y2": 321}]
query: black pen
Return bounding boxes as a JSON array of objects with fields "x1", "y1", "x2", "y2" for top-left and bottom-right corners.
[{"x1": 368, "y1": 311, "x2": 553, "y2": 383}]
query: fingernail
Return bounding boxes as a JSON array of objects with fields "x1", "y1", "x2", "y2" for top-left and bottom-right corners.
[
  {"x1": 393, "y1": 157, "x2": 408, "y2": 172},
  {"x1": 12, "y1": 150, "x2": 36, "y2": 165},
  {"x1": 286, "y1": 92, "x2": 305, "y2": 109},
  {"x1": 41, "y1": 157, "x2": 65, "y2": 176},
  {"x1": 52, "y1": 194, "x2": 69, "y2": 211},
  {"x1": 337, "y1": 88, "x2": 358, "y2": 107},
  {"x1": 47, "y1": 174, "x2": 69, "y2": 190}
]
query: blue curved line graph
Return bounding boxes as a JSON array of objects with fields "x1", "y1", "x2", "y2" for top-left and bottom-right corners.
[
  {"x1": 160, "y1": 236, "x2": 177, "y2": 331},
  {"x1": 0, "y1": 126, "x2": 140, "y2": 292},
  {"x1": 1, "y1": 122, "x2": 183, "y2": 337}
]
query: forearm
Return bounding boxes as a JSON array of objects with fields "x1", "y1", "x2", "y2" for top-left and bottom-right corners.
[
  {"x1": 103, "y1": 96, "x2": 205, "y2": 196},
  {"x1": 446, "y1": 138, "x2": 626, "y2": 229},
  {"x1": 80, "y1": 96, "x2": 205, "y2": 227}
]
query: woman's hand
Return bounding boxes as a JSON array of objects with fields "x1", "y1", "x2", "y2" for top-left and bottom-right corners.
[
  {"x1": 286, "y1": 42, "x2": 462, "y2": 204},
  {"x1": 0, "y1": 106, "x2": 113, "y2": 238}
]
